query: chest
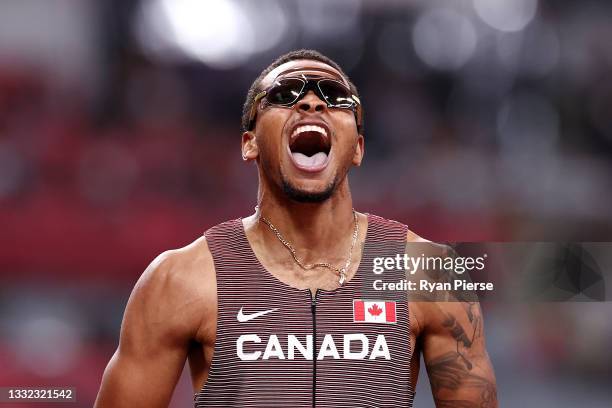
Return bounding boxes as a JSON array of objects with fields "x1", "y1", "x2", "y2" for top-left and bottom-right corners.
[{"x1": 194, "y1": 280, "x2": 416, "y2": 407}]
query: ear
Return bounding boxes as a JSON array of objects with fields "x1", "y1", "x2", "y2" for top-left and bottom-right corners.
[
  {"x1": 241, "y1": 131, "x2": 259, "y2": 161},
  {"x1": 351, "y1": 134, "x2": 365, "y2": 166}
]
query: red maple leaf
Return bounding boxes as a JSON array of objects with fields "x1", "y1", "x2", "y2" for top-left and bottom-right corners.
[{"x1": 368, "y1": 304, "x2": 383, "y2": 316}]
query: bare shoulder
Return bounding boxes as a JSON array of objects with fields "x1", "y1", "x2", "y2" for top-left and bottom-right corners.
[
  {"x1": 404, "y1": 229, "x2": 458, "y2": 337},
  {"x1": 124, "y1": 235, "x2": 216, "y2": 342},
  {"x1": 406, "y1": 228, "x2": 428, "y2": 243},
  {"x1": 158, "y1": 235, "x2": 215, "y2": 283},
  {"x1": 406, "y1": 228, "x2": 453, "y2": 255},
  {"x1": 406, "y1": 229, "x2": 430, "y2": 337},
  {"x1": 138, "y1": 236, "x2": 215, "y2": 300}
]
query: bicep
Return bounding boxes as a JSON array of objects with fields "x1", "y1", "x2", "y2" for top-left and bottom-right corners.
[
  {"x1": 95, "y1": 345, "x2": 186, "y2": 408},
  {"x1": 421, "y1": 301, "x2": 498, "y2": 408},
  {"x1": 95, "y1": 256, "x2": 194, "y2": 408}
]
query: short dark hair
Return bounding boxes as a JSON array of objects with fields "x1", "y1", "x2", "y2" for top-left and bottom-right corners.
[{"x1": 241, "y1": 49, "x2": 361, "y2": 132}]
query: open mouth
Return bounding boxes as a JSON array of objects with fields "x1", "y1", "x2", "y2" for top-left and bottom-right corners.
[{"x1": 288, "y1": 124, "x2": 331, "y2": 171}]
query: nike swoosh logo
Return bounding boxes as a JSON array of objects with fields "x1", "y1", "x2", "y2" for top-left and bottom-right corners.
[{"x1": 237, "y1": 307, "x2": 278, "y2": 323}]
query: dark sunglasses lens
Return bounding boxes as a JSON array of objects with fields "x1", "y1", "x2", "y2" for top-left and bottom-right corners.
[
  {"x1": 267, "y1": 78, "x2": 304, "y2": 105},
  {"x1": 318, "y1": 80, "x2": 354, "y2": 108}
]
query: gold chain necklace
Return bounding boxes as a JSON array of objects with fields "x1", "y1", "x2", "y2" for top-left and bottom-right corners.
[{"x1": 260, "y1": 209, "x2": 359, "y2": 286}]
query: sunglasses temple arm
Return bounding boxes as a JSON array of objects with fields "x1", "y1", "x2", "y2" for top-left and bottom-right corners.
[{"x1": 248, "y1": 91, "x2": 267, "y2": 130}]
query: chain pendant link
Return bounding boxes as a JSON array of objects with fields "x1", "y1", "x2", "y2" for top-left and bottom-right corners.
[{"x1": 260, "y1": 210, "x2": 358, "y2": 286}]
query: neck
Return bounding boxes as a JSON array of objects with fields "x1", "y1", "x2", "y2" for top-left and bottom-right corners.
[{"x1": 256, "y1": 178, "x2": 356, "y2": 261}]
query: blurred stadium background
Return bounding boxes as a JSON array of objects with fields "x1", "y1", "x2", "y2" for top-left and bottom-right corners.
[{"x1": 1, "y1": 0, "x2": 611, "y2": 406}]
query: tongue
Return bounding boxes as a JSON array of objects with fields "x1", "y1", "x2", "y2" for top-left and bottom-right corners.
[{"x1": 291, "y1": 151, "x2": 328, "y2": 168}]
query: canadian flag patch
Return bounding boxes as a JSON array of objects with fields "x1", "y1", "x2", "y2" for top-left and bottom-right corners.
[{"x1": 353, "y1": 299, "x2": 396, "y2": 324}]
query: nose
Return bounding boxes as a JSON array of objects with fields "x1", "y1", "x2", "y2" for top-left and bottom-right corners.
[{"x1": 296, "y1": 90, "x2": 327, "y2": 114}]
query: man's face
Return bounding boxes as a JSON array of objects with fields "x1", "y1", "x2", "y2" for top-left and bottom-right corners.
[{"x1": 243, "y1": 59, "x2": 364, "y2": 203}]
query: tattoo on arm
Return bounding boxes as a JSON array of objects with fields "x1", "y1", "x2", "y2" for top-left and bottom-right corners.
[
  {"x1": 441, "y1": 302, "x2": 483, "y2": 369},
  {"x1": 443, "y1": 313, "x2": 473, "y2": 347},
  {"x1": 441, "y1": 314, "x2": 473, "y2": 369},
  {"x1": 427, "y1": 304, "x2": 497, "y2": 408},
  {"x1": 428, "y1": 351, "x2": 497, "y2": 408}
]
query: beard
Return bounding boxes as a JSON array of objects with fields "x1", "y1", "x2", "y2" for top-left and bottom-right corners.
[
  {"x1": 280, "y1": 173, "x2": 339, "y2": 203},
  {"x1": 257, "y1": 142, "x2": 352, "y2": 203}
]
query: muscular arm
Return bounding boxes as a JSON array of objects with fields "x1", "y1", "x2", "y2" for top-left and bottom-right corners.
[
  {"x1": 95, "y1": 239, "x2": 213, "y2": 408},
  {"x1": 407, "y1": 238, "x2": 498, "y2": 407},
  {"x1": 418, "y1": 301, "x2": 497, "y2": 408}
]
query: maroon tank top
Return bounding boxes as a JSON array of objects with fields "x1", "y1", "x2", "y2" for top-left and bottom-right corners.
[{"x1": 195, "y1": 214, "x2": 414, "y2": 407}]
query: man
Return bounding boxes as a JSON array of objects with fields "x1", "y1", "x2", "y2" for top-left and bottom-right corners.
[{"x1": 95, "y1": 49, "x2": 497, "y2": 407}]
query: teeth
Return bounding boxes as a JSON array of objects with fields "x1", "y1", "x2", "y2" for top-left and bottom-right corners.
[{"x1": 291, "y1": 124, "x2": 328, "y2": 138}]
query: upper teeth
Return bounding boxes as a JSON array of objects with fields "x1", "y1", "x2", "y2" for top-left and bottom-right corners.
[{"x1": 292, "y1": 125, "x2": 327, "y2": 138}]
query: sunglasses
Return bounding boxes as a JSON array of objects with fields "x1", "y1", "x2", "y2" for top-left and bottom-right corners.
[{"x1": 248, "y1": 75, "x2": 362, "y2": 131}]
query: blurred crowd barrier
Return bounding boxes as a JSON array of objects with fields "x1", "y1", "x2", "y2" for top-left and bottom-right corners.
[{"x1": 1, "y1": 0, "x2": 612, "y2": 406}]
